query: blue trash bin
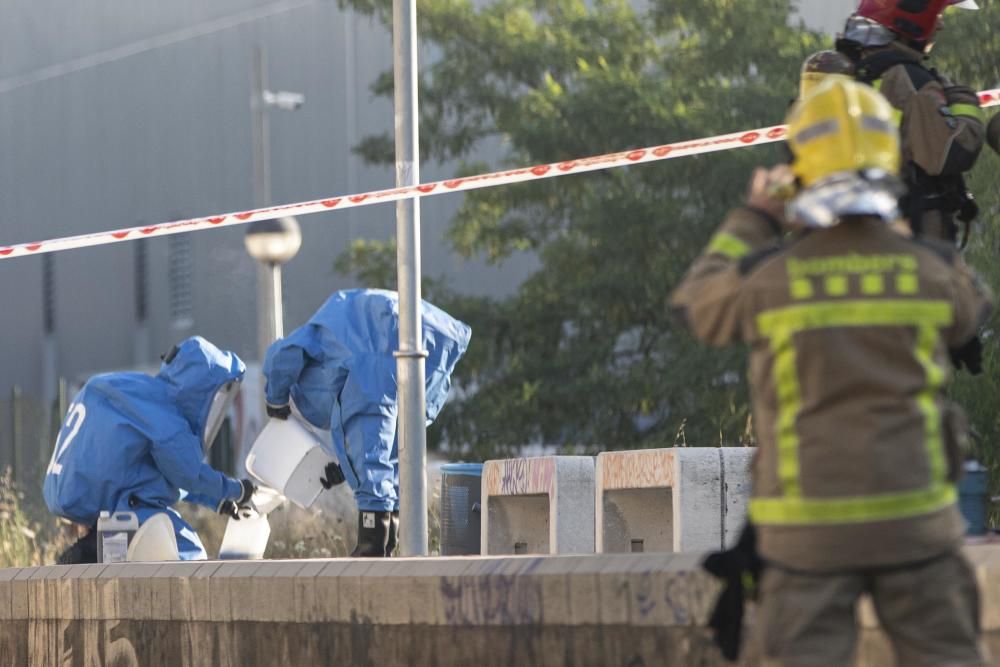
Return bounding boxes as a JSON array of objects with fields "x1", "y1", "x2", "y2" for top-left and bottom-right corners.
[
  {"x1": 440, "y1": 463, "x2": 484, "y2": 555},
  {"x1": 959, "y1": 461, "x2": 989, "y2": 536}
]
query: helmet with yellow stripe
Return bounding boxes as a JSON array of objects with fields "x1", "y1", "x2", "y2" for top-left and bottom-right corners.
[
  {"x1": 785, "y1": 78, "x2": 904, "y2": 228},
  {"x1": 787, "y1": 77, "x2": 900, "y2": 188}
]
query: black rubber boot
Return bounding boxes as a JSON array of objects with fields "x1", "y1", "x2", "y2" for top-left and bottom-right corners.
[
  {"x1": 385, "y1": 512, "x2": 400, "y2": 556},
  {"x1": 351, "y1": 511, "x2": 390, "y2": 557}
]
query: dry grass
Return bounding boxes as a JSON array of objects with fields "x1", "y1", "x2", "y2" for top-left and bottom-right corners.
[
  {"x1": 0, "y1": 471, "x2": 76, "y2": 568},
  {"x1": 3, "y1": 467, "x2": 445, "y2": 565}
]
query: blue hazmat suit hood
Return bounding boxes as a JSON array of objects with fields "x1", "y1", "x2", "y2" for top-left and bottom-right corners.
[{"x1": 157, "y1": 336, "x2": 246, "y2": 444}]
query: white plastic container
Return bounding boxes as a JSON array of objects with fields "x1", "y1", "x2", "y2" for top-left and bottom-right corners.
[
  {"x1": 97, "y1": 510, "x2": 139, "y2": 563},
  {"x1": 245, "y1": 416, "x2": 339, "y2": 509},
  {"x1": 127, "y1": 513, "x2": 180, "y2": 562},
  {"x1": 218, "y1": 511, "x2": 272, "y2": 560}
]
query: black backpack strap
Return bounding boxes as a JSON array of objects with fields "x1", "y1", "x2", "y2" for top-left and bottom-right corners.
[{"x1": 855, "y1": 49, "x2": 922, "y2": 85}]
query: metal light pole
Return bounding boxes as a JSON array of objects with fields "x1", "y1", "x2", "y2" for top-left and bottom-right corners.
[
  {"x1": 392, "y1": 0, "x2": 429, "y2": 556},
  {"x1": 244, "y1": 216, "x2": 302, "y2": 344},
  {"x1": 247, "y1": 45, "x2": 305, "y2": 361}
]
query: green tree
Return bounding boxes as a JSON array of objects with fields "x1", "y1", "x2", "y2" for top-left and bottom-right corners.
[
  {"x1": 933, "y1": 6, "x2": 1000, "y2": 499},
  {"x1": 338, "y1": 0, "x2": 824, "y2": 457}
]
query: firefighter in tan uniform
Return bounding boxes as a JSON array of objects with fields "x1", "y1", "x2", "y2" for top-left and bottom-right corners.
[
  {"x1": 672, "y1": 78, "x2": 992, "y2": 665},
  {"x1": 836, "y1": 0, "x2": 985, "y2": 245}
]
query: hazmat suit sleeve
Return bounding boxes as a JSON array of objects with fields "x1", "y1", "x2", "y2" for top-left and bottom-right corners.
[
  {"x1": 150, "y1": 431, "x2": 242, "y2": 509},
  {"x1": 263, "y1": 327, "x2": 323, "y2": 409},
  {"x1": 670, "y1": 207, "x2": 782, "y2": 346}
]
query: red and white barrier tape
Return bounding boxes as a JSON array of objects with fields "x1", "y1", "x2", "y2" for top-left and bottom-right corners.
[{"x1": 2, "y1": 89, "x2": 998, "y2": 260}]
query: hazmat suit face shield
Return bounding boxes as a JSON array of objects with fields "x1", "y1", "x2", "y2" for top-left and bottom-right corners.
[{"x1": 203, "y1": 379, "x2": 241, "y2": 454}]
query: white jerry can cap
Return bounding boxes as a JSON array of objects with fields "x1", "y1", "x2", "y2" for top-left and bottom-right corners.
[
  {"x1": 127, "y1": 513, "x2": 180, "y2": 562},
  {"x1": 245, "y1": 416, "x2": 339, "y2": 509}
]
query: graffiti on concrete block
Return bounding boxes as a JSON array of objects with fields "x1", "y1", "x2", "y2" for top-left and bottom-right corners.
[
  {"x1": 483, "y1": 458, "x2": 556, "y2": 496},
  {"x1": 599, "y1": 450, "x2": 674, "y2": 491}
]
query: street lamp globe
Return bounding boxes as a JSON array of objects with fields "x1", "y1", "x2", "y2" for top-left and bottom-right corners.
[{"x1": 243, "y1": 216, "x2": 302, "y2": 265}]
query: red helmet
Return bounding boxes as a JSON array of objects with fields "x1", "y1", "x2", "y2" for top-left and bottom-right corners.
[{"x1": 855, "y1": 0, "x2": 978, "y2": 43}]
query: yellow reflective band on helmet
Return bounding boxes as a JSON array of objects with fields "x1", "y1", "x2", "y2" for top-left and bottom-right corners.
[
  {"x1": 757, "y1": 300, "x2": 952, "y2": 336},
  {"x1": 787, "y1": 77, "x2": 900, "y2": 186},
  {"x1": 749, "y1": 484, "x2": 957, "y2": 524},
  {"x1": 752, "y1": 300, "x2": 956, "y2": 526},
  {"x1": 706, "y1": 232, "x2": 751, "y2": 259},
  {"x1": 949, "y1": 104, "x2": 985, "y2": 123}
]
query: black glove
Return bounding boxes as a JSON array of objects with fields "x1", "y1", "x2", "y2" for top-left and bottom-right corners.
[
  {"x1": 702, "y1": 523, "x2": 763, "y2": 662},
  {"x1": 266, "y1": 403, "x2": 291, "y2": 420},
  {"x1": 218, "y1": 479, "x2": 257, "y2": 519},
  {"x1": 320, "y1": 461, "x2": 346, "y2": 489},
  {"x1": 949, "y1": 336, "x2": 983, "y2": 375}
]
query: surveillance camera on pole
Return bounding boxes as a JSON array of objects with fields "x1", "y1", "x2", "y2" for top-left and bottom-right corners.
[{"x1": 263, "y1": 90, "x2": 305, "y2": 112}]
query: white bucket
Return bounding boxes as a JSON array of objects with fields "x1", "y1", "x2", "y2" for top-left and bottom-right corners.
[{"x1": 245, "y1": 416, "x2": 339, "y2": 509}]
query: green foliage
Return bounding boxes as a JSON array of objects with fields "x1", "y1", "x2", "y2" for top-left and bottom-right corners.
[
  {"x1": 337, "y1": 0, "x2": 825, "y2": 457},
  {"x1": 340, "y1": 0, "x2": 1000, "y2": 472},
  {"x1": 934, "y1": 4, "x2": 1000, "y2": 506}
]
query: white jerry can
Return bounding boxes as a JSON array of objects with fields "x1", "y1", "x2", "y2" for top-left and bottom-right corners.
[
  {"x1": 245, "y1": 415, "x2": 339, "y2": 509},
  {"x1": 97, "y1": 510, "x2": 139, "y2": 563},
  {"x1": 127, "y1": 513, "x2": 180, "y2": 562}
]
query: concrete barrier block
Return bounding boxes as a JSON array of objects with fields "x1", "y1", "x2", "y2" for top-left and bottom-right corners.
[
  {"x1": 29, "y1": 566, "x2": 63, "y2": 621},
  {"x1": 116, "y1": 563, "x2": 160, "y2": 620},
  {"x1": 596, "y1": 447, "x2": 752, "y2": 553},
  {"x1": 596, "y1": 555, "x2": 635, "y2": 625},
  {"x1": 170, "y1": 562, "x2": 219, "y2": 622},
  {"x1": 721, "y1": 447, "x2": 754, "y2": 548},
  {"x1": 482, "y1": 456, "x2": 596, "y2": 555},
  {"x1": 218, "y1": 561, "x2": 264, "y2": 622},
  {"x1": 293, "y1": 560, "x2": 332, "y2": 623},
  {"x1": 251, "y1": 560, "x2": 305, "y2": 623},
  {"x1": 96, "y1": 563, "x2": 129, "y2": 619},
  {"x1": 565, "y1": 555, "x2": 604, "y2": 626},
  {"x1": 75, "y1": 563, "x2": 106, "y2": 621},
  {"x1": 0, "y1": 568, "x2": 19, "y2": 620},
  {"x1": 673, "y1": 448, "x2": 724, "y2": 551},
  {"x1": 56, "y1": 565, "x2": 87, "y2": 621},
  {"x1": 361, "y1": 561, "x2": 414, "y2": 625},
  {"x1": 12, "y1": 568, "x2": 33, "y2": 620},
  {"x1": 389, "y1": 558, "x2": 437, "y2": 625}
]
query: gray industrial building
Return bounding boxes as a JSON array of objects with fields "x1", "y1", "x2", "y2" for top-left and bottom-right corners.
[{"x1": 0, "y1": 0, "x2": 852, "y2": 477}]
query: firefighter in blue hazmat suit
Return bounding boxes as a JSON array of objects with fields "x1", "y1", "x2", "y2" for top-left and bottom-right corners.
[
  {"x1": 44, "y1": 336, "x2": 257, "y2": 563},
  {"x1": 263, "y1": 289, "x2": 471, "y2": 557}
]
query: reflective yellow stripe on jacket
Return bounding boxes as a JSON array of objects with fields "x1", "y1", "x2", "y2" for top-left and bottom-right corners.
[
  {"x1": 706, "y1": 232, "x2": 751, "y2": 259},
  {"x1": 749, "y1": 299, "x2": 957, "y2": 525}
]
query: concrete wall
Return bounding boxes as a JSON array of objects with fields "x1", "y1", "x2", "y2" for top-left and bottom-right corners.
[
  {"x1": 5, "y1": 546, "x2": 1000, "y2": 665},
  {"x1": 0, "y1": 553, "x2": 721, "y2": 666}
]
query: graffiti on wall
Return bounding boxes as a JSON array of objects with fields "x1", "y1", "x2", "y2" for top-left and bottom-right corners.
[
  {"x1": 483, "y1": 458, "x2": 557, "y2": 496},
  {"x1": 598, "y1": 450, "x2": 674, "y2": 491}
]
